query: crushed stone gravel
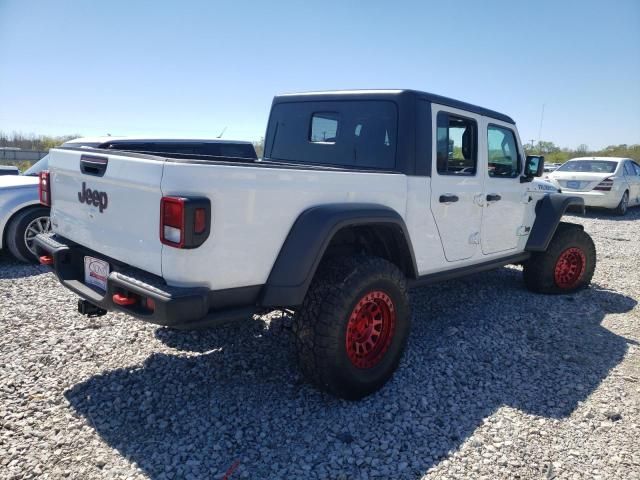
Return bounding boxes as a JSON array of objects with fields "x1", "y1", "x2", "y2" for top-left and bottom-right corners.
[{"x1": 1, "y1": 208, "x2": 639, "y2": 479}]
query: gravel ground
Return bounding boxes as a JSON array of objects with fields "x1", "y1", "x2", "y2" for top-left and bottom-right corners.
[{"x1": 1, "y1": 209, "x2": 639, "y2": 480}]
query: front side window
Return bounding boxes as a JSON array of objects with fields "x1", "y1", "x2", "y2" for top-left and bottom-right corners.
[
  {"x1": 487, "y1": 125, "x2": 520, "y2": 178},
  {"x1": 633, "y1": 162, "x2": 640, "y2": 176},
  {"x1": 436, "y1": 113, "x2": 477, "y2": 175},
  {"x1": 310, "y1": 112, "x2": 339, "y2": 143}
]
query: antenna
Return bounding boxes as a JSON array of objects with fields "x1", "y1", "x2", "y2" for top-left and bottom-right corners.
[
  {"x1": 216, "y1": 127, "x2": 227, "y2": 139},
  {"x1": 537, "y1": 104, "x2": 545, "y2": 143}
]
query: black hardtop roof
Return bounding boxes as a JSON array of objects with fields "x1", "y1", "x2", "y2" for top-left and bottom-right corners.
[{"x1": 273, "y1": 89, "x2": 515, "y2": 124}]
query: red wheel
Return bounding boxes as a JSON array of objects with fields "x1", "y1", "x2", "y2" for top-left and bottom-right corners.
[
  {"x1": 554, "y1": 247, "x2": 586, "y2": 289},
  {"x1": 523, "y1": 222, "x2": 595, "y2": 294},
  {"x1": 345, "y1": 291, "x2": 396, "y2": 369},
  {"x1": 293, "y1": 256, "x2": 411, "y2": 399}
]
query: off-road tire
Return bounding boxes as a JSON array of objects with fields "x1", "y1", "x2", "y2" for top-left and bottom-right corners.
[
  {"x1": 6, "y1": 207, "x2": 50, "y2": 263},
  {"x1": 613, "y1": 191, "x2": 629, "y2": 216},
  {"x1": 293, "y1": 255, "x2": 410, "y2": 400},
  {"x1": 523, "y1": 222, "x2": 596, "y2": 294}
]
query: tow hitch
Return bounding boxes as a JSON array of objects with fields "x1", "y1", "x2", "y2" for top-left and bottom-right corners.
[{"x1": 77, "y1": 299, "x2": 107, "y2": 318}]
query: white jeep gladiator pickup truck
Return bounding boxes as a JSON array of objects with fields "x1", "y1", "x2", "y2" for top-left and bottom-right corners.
[{"x1": 35, "y1": 89, "x2": 595, "y2": 399}]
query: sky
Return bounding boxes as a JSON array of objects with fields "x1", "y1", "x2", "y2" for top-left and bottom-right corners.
[{"x1": 1, "y1": 0, "x2": 639, "y2": 150}]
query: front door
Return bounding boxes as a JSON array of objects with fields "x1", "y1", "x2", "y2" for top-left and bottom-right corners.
[
  {"x1": 481, "y1": 121, "x2": 528, "y2": 254},
  {"x1": 429, "y1": 105, "x2": 484, "y2": 261}
]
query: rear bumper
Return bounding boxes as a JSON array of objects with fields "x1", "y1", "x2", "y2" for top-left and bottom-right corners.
[
  {"x1": 559, "y1": 190, "x2": 621, "y2": 209},
  {"x1": 33, "y1": 233, "x2": 258, "y2": 329}
]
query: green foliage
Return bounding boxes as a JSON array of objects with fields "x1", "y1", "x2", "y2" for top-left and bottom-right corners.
[
  {"x1": 0, "y1": 160, "x2": 32, "y2": 172},
  {"x1": 0, "y1": 131, "x2": 80, "y2": 151},
  {"x1": 525, "y1": 141, "x2": 640, "y2": 164}
]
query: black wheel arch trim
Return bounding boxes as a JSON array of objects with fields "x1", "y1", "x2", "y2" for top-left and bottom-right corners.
[
  {"x1": 526, "y1": 194, "x2": 585, "y2": 252},
  {"x1": 260, "y1": 203, "x2": 418, "y2": 307}
]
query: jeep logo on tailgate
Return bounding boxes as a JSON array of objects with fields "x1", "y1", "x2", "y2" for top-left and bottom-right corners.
[{"x1": 78, "y1": 182, "x2": 108, "y2": 213}]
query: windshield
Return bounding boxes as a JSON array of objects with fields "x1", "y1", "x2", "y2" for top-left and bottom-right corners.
[
  {"x1": 22, "y1": 155, "x2": 49, "y2": 176},
  {"x1": 556, "y1": 160, "x2": 618, "y2": 173}
]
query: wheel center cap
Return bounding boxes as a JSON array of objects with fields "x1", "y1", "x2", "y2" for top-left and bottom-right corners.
[{"x1": 345, "y1": 291, "x2": 397, "y2": 369}]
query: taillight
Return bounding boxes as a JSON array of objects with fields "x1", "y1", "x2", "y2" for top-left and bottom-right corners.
[
  {"x1": 39, "y1": 171, "x2": 51, "y2": 206},
  {"x1": 593, "y1": 177, "x2": 613, "y2": 191},
  {"x1": 160, "y1": 196, "x2": 211, "y2": 248},
  {"x1": 194, "y1": 208, "x2": 206, "y2": 234},
  {"x1": 161, "y1": 197, "x2": 185, "y2": 247}
]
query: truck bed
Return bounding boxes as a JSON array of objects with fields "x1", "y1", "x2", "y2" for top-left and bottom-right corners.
[{"x1": 46, "y1": 147, "x2": 438, "y2": 291}]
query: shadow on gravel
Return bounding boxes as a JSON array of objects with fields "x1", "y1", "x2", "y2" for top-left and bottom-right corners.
[
  {"x1": 0, "y1": 252, "x2": 47, "y2": 279},
  {"x1": 65, "y1": 268, "x2": 637, "y2": 479},
  {"x1": 568, "y1": 206, "x2": 640, "y2": 222}
]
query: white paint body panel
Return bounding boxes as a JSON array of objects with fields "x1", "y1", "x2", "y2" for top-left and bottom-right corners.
[
  {"x1": 160, "y1": 162, "x2": 409, "y2": 288},
  {"x1": 49, "y1": 149, "x2": 165, "y2": 276}
]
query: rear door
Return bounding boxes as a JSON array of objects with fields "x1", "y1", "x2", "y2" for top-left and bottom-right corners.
[
  {"x1": 480, "y1": 121, "x2": 529, "y2": 254},
  {"x1": 429, "y1": 104, "x2": 484, "y2": 261},
  {"x1": 49, "y1": 148, "x2": 165, "y2": 275},
  {"x1": 624, "y1": 160, "x2": 640, "y2": 204}
]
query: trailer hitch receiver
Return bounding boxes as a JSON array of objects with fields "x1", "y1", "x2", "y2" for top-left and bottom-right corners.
[{"x1": 78, "y1": 299, "x2": 107, "y2": 318}]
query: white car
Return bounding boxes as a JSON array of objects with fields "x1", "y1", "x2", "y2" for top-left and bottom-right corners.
[
  {"x1": 0, "y1": 165, "x2": 20, "y2": 176},
  {"x1": 546, "y1": 157, "x2": 640, "y2": 215},
  {"x1": 1, "y1": 138, "x2": 108, "y2": 262}
]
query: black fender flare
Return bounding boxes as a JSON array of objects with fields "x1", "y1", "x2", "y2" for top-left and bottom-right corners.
[
  {"x1": 526, "y1": 194, "x2": 585, "y2": 252},
  {"x1": 260, "y1": 203, "x2": 418, "y2": 307}
]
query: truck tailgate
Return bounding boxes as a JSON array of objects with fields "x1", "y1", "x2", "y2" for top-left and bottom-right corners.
[{"x1": 49, "y1": 148, "x2": 165, "y2": 276}]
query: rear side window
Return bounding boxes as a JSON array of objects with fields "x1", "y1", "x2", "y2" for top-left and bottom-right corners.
[
  {"x1": 267, "y1": 100, "x2": 397, "y2": 169},
  {"x1": 624, "y1": 161, "x2": 634, "y2": 176},
  {"x1": 487, "y1": 125, "x2": 520, "y2": 178},
  {"x1": 436, "y1": 112, "x2": 477, "y2": 175}
]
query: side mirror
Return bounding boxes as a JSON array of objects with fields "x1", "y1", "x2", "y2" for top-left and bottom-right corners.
[{"x1": 521, "y1": 155, "x2": 544, "y2": 182}]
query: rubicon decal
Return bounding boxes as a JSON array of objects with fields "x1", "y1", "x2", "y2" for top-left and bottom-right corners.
[{"x1": 78, "y1": 182, "x2": 108, "y2": 213}]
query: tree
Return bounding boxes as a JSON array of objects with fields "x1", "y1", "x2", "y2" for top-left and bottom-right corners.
[
  {"x1": 0, "y1": 131, "x2": 80, "y2": 151},
  {"x1": 576, "y1": 144, "x2": 589, "y2": 154}
]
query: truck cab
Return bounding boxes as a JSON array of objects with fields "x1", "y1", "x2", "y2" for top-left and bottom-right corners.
[{"x1": 264, "y1": 90, "x2": 550, "y2": 266}]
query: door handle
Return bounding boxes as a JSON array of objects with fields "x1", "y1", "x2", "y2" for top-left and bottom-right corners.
[
  {"x1": 486, "y1": 194, "x2": 502, "y2": 202},
  {"x1": 439, "y1": 194, "x2": 459, "y2": 203}
]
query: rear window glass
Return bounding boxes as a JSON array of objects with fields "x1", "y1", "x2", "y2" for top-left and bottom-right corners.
[
  {"x1": 310, "y1": 113, "x2": 339, "y2": 143},
  {"x1": 556, "y1": 160, "x2": 617, "y2": 173},
  {"x1": 266, "y1": 100, "x2": 397, "y2": 169},
  {"x1": 436, "y1": 113, "x2": 477, "y2": 176}
]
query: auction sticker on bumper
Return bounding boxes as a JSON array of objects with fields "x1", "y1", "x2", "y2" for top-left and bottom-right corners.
[{"x1": 84, "y1": 256, "x2": 109, "y2": 292}]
